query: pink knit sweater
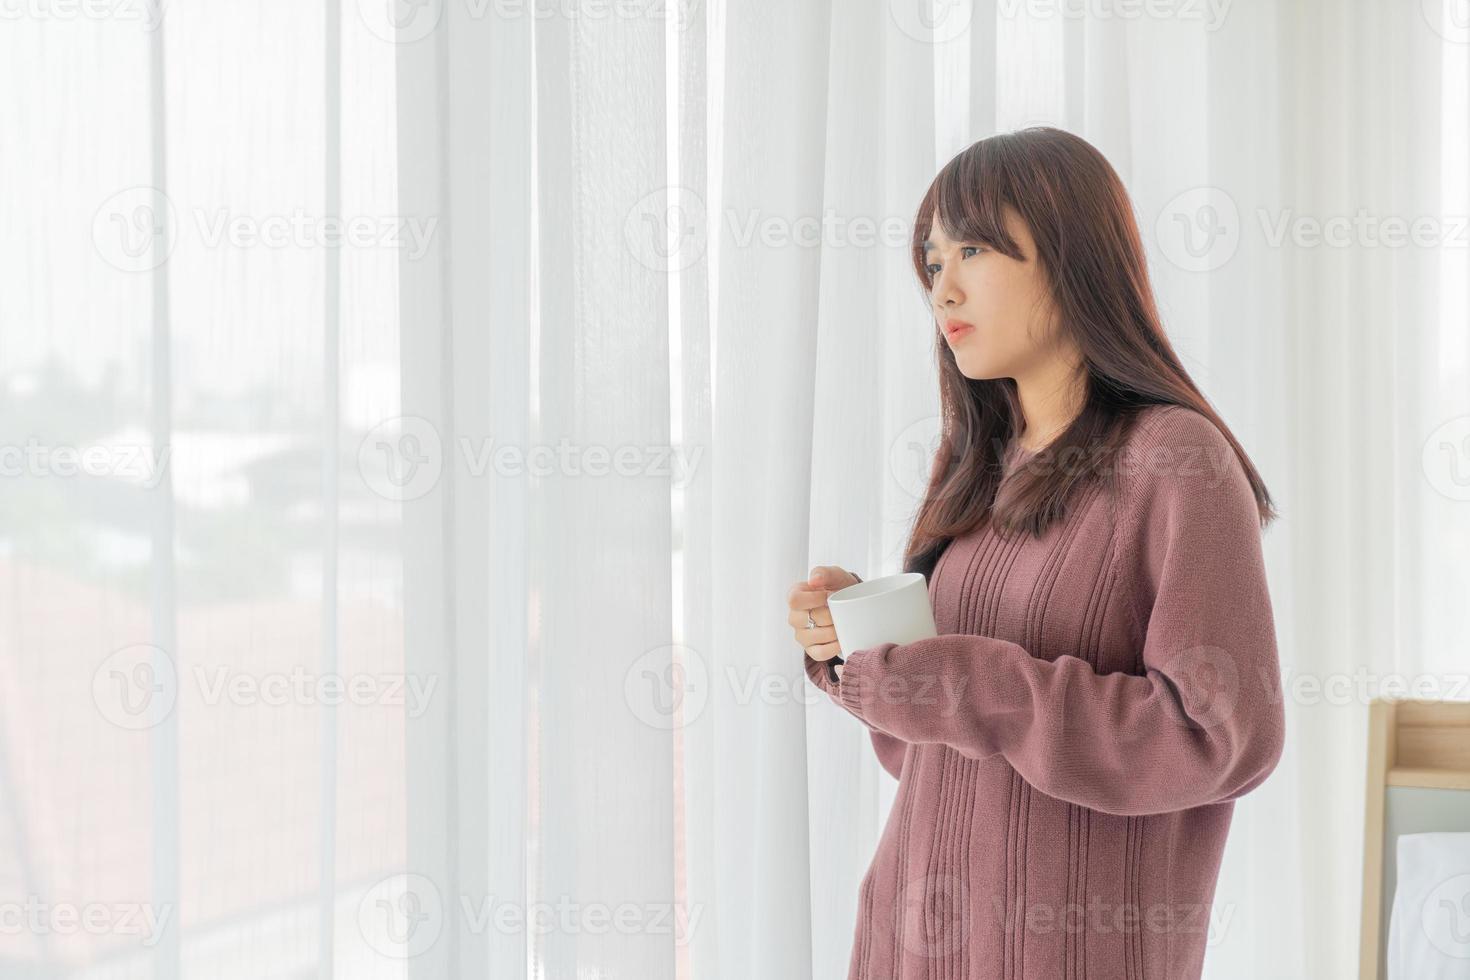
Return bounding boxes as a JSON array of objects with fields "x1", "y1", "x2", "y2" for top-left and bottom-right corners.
[{"x1": 804, "y1": 404, "x2": 1286, "y2": 980}]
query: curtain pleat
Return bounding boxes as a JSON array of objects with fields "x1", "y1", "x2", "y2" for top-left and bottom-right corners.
[{"x1": 530, "y1": 6, "x2": 678, "y2": 980}]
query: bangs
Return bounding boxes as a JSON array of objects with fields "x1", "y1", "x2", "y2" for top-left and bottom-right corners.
[{"x1": 913, "y1": 142, "x2": 1026, "y2": 291}]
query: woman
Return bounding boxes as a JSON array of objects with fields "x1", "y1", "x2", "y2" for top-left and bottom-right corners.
[{"x1": 787, "y1": 127, "x2": 1286, "y2": 980}]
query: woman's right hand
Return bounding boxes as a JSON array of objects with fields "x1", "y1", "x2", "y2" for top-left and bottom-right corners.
[{"x1": 787, "y1": 565, "x2": 863, "y2": 676}]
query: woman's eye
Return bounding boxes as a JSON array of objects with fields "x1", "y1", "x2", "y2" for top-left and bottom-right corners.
[
  {"x1": 924, "y1": 262, "x2": 941, "y2": 276},
  {"x1": 962, "y1": 245, "x2": 984, "y2": 258}
]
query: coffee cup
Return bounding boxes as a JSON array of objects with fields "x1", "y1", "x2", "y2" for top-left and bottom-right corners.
[{"x1": 827, "y1": 572, "x2": 938, "y2": 656}]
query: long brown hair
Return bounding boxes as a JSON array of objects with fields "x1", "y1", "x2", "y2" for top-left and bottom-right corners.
[{"x1": 903, "y1": 126, "x2": 1277, "y2": 580}]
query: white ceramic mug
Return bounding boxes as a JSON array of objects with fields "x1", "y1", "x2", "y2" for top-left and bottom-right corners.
[{"x1": 827, "y1": 572, "x2": 938, "y2": 656}]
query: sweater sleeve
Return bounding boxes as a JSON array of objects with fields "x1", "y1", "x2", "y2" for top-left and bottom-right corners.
[
  {"x1": 804, "y1": 649, "x2": 907, "y2": 780},
  {"x1": 801, "y1": 572, "x2": 906, "y2": 781},
  {"x1": 828, "y1": 410, "x2": 1286, "y2": 816}
]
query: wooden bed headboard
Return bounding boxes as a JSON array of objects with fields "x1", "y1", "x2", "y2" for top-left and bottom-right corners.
[{"x1": 1359, "y1": 697, "x2": 1470, "y2": 979}]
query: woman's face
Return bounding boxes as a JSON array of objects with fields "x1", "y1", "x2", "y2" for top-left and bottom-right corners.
[{"x1": 923, "y1": 205, "x2": 1063, "y2": 381}]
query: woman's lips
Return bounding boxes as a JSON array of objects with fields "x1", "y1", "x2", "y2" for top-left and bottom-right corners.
[{"x1": 944, "y1": 320, "x2": 975, "y2": 342}]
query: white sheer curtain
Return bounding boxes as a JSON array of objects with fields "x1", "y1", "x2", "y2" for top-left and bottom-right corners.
[{"x1": 2, "y1": 1, "x2": 1467, "y2": 978}]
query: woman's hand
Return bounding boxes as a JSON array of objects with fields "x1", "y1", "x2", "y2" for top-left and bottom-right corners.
[{"x1": 788, "y1": 565, "x2": 862, "y2": 680}]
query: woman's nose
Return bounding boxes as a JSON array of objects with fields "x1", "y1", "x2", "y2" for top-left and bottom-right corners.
[{"x1": 932, "y1": 270, "x2": 961, "y2": 309}]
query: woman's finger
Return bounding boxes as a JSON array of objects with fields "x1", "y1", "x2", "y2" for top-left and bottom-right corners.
[
  {"x1": 796, "y1": 625, "x2": 838, "y2": 647},
  {"x1": 787, "y1": 580, "x2": 818, "y2": 603},
  {"x1": 787, "y1": 606, "x2": 833, "y2": 629},
  {"x1": 806, "y1": 639, "x2": 844, "y2": 662},
  {"x1": 788, "y1": 587, "x2": 833, "y2": 612}
]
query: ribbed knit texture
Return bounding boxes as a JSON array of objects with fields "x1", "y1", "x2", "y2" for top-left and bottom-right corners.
[{"x1": 804, "y1": 404, "x2": 1286, "y2": 980}]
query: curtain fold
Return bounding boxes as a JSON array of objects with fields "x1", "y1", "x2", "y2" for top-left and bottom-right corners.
[
  {"x1": 527, "y1": 5, "x2": 678, "y2": 980},
  {"x1": 681, "y1": 1, "x2": 835, "y2": 976}
]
